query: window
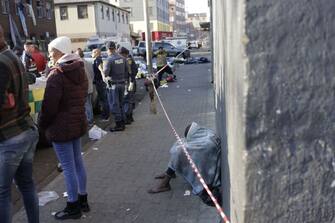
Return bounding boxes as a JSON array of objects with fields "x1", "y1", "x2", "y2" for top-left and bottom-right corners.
[
  {"x1": 106, "y1": 7, "x2": 110, "y2": 20},
  {"x1": 77, "y1": 5, "x2": 88, "y2": 19},
  {"x1": 126, "y1": 14, "x2": 128, "y2": 24},
  {"x1": 117, "y1": 10, "x2": 120, "y2": 22},
  {"x1": 164, "y1": 43, "x2": 173, "y2": 49},
  {"x1": 112, "y1": 9, "x2": 115, "y2": 21},
  {"x1": 101, "y1": 6, "x2": 104, "y2": 19},
  {"x1": 60, "y1": 6, "x2": 68, "y2": 20},
  {"x1": 121, "y1": 13, "x2": 124, "y2": 24},
  {"x1": 45, "y1": 2, "x2": 52, "y2": 20},
  {"x1": 36, "y1": 0, "x2": 44, "y2": 18},
  {"x1": 1, "y1": 0, "x2": 9, "y2": 14}
]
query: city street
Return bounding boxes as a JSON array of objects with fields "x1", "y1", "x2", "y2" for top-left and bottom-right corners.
[
  {"x1": 13, "y1": 52, "x2": 221, "y2": 223},
  {"x1": 1, "y1": 0, "x2": 332, "y2": 221}
]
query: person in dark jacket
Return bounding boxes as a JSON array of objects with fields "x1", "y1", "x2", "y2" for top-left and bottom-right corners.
[
  {"x1": 119, "y1": 47, "x2": 137, "y2": 124},
  {"x1": 92, "y1": 48, "x2": 109, "y2": 121},
  {"x1": 38, "y1": 36, "x2": 90, "y2": 220},
  {"x1": 21, "y1": 41, "x2": 39, "y2": 77},
  {"x1": 0, "y1": 25, "x2": 39, "y2": 223},
  {"x1": 103, "y1": 41, "x2": 128, "y2": 132}
]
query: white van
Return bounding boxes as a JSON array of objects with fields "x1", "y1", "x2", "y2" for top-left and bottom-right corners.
[{"x1": 163, "y1": 37, "x2": 188, "y2": 49}]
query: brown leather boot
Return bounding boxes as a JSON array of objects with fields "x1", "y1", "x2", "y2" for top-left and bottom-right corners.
[{"x1": 148, "y1": 175, "x2": 171, "y2": 194}]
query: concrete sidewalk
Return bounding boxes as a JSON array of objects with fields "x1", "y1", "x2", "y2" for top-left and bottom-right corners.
[{"x1": 13, "y1": 60, "x2": 221, "y2": 223}]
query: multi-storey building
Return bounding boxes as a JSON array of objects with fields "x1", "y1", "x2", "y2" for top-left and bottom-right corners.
[
  {"x1": 113, "y1": 0, "x2": 170, "y2": 38},
  {"x1": 0, "y1": 0, "x2": 56, "y2": 52},
  {"x1": 184, "y1": 12, "x2": 209, "y2": 40},
  {"x1": 54, "y1": 0, "x2": 130, "y2": 49},
  {"x1": 187, "y1": 12, "x2": 208, "y2": 29},
  {"x1": 168, "y1": 0, "x2": 186, "y2": 35}
]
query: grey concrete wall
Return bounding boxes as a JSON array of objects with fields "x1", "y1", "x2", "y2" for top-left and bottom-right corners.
[
  {"x1": 213, "y1": 0, "x2": 335, "y2": 222},
  {"x1": 213, "y1": 0, "x2": 247, "y2": 221}
]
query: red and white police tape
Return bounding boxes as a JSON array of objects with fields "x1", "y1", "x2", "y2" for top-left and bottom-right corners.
[{"x1": 147, "y1": 49, "x2": 230, "y2": 223}]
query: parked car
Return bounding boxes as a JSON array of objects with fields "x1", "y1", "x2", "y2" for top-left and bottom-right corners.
[
  {"x1": 137, "y1": 41, "x2": 190, "y2": 59},
  {"x1": 132, "y1": 46, "x2": 139, "y2": 56},
  {"x1": 137, "y1": 41, "x2": 147, "y2": 57},
  {"x1": 83, "y1": 36, "x2": 133, "y2": 61},
  {"x1": 163, "y1": 37, "x2": 188, "y2": 49}
]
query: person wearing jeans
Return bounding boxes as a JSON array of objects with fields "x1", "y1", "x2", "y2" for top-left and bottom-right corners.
[
  {"x1": 0, "y1": 127, "x2": 39, "y2": 223},
  {"x1": 38, "y1": 37, "x2": 89, "y2": 220},
  {"x1": 52, "y1": 139, "x2": 87, "y2": 203},
  {"x1": 0, "y1": 24, "x2": 39, "y2": 223},
  {"x1": 84, "y1": 93, "x2": 94, "y2": 126},
  {"x1": 76, "y1": 48, "x2": 94, "y2": 126}
]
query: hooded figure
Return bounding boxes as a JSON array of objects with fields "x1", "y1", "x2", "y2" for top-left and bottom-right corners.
[
  {"x1": 38, "y1": 36, "x2": 90, "y2": 220},
  {"x1": 168, "y1": 122, "x2": 221, "y2": 195},
  {"x1": 148, "y1": 122, "x2": 221, "y2": 206}
]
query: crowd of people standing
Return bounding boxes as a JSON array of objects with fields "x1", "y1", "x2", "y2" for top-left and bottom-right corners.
[{"x1": 0, "y1": 26, "x2": 139, "y2": 222}]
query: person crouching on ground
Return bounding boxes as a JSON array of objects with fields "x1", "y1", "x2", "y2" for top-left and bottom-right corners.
[
  {"x1": 155, "y1": 46, "x2": 174, "y2": 84},
  {"x1": 148, "y1": 122, "x2": 222, "y2": 206},
  {"x1": 38, "y1": 36, "x2": 90, "y2": 220}
]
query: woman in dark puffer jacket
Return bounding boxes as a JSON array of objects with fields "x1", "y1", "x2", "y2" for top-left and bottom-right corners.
[{"x1": 38, "y1": 36, "x2": 89, "y2": 220}]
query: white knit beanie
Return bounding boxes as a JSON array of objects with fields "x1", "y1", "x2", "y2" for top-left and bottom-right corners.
[{"x1": 48, "y1": 36, "x2": 72, "y2": 54}]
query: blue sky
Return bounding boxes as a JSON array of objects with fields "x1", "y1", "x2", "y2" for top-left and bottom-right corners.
[{"x1": 185, "y1": 0, "x2": 209, "y2": 13}]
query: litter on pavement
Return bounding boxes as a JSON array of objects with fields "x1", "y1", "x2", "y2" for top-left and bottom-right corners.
[
  {"x1": 184, "y1": 190, "x2": 191, "y2": 196},
  {"x1": 88, "y1": 125, "x2": 108, "y2": 140},
  {"x1": 38, "y1": 191, "x2": 59, "y2": 206}
]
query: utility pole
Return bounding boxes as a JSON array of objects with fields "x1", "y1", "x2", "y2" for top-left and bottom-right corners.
[
  {"x1": 143, "y1": 0, "x2": 156, "y2": 113},
  {"x1": 143, "y1": 0, "x2": 153, "y2": 74}
]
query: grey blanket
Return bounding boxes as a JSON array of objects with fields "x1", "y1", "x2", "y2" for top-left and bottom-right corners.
[{"x1": 168, "y1": 122, "x2": 221, "y2": 195}]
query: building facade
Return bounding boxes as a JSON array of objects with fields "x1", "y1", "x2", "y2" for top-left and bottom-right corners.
[
  {"x1": 113, "y1": 0, "x2": 170, "y2": 35},
  {"x1": 187, "y1": 12, "x2": 208, "y2": 29},
  {"x1": 54, "y1": 0, "x2": 130, "y2": 49},
  {"x1": 0, "y1": 0, "x2": 56, "y2": 52},
  {"x1": 168, "y1": 0, "x2": 186, "y2": 35}
]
